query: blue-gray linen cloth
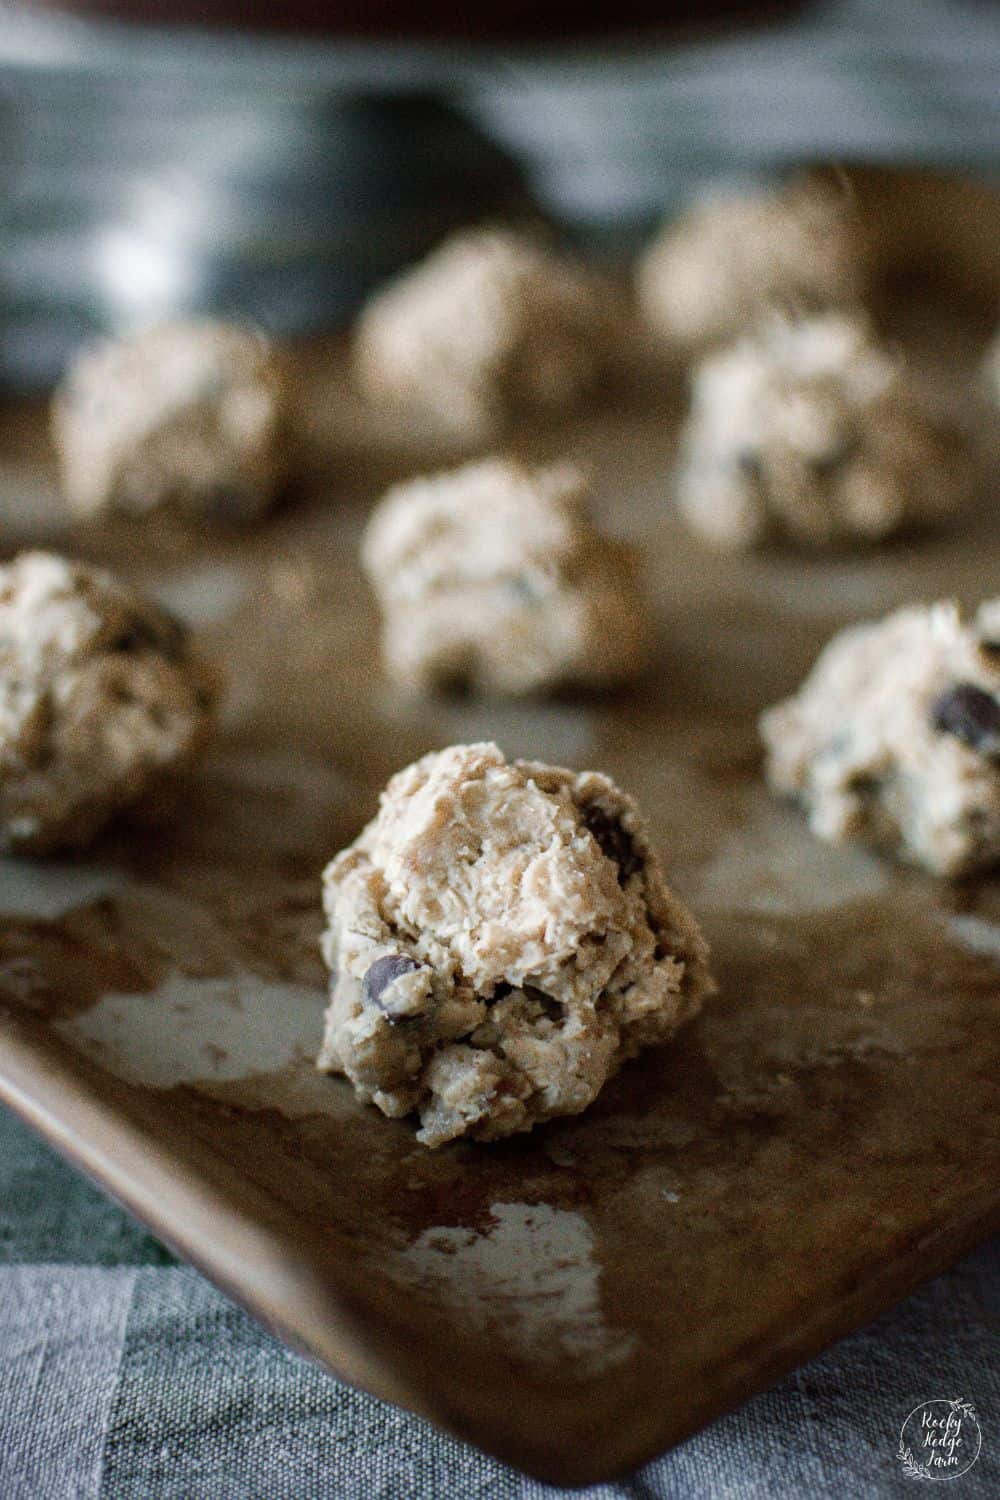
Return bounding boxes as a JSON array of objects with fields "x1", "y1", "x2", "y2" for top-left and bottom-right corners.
[{"x1": 1, "y1": 0, "x2": 998, "y2": 1494}]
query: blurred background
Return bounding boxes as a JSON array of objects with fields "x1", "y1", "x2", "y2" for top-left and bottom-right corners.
[{"x1": 0, "y1": 0, "x2": 998, "y2": 388}]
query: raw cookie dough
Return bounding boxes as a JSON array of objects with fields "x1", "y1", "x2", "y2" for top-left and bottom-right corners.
[
  {"x1": 675, "y1": 313, "x2": 966, "y2": 549},
  {"x1": 362, "y1": 458, "x2": 651, "y2": 695},
  {"x1": 984, "y1": 324, "x2": 1000, "y2": 407},
  {"x1": 0, "y1": 551, "x2": 217, "y2": 851},
  {"x1": 761, "y1": 599, "x2": 1000, "y2": 876},
  {"x1": 355, "y1": 227, "x2": 618, "y2": 441},
  {"x1": 637, "y1": 178, "x2": 866, "y2": 350},
  {"x1": 318, "y1": 742, "x2": 712, "y2": 1146},
  {"x1": 53, "y1": 320, "x2": 288, "y2": 520}
]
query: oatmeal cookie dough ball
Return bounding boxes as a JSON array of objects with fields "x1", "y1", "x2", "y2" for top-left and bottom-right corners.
[
  {"x1": 318, "y1": 742, "x2": 712, "y2": 1146},
  {"x1": 362, "y1": 458, "x2": 651, "y2": 696},
  {"x1": 761, "y1": 599, "x2": 1000, "y2": 876},
  {"x1": 675, "y1": 313, "x2": 966, "y2": 550},
  {"x1": 636, "y1": 178, "x2": 866, "y2": 351},
  {"x1": 355, "y1": 227, "x2": 618, "y2": 441},
  {"x1": 0, "y1": 551, "x2": 217, "y2": 851},
  {"x1": 53, "y1": 320, "x2": 289, "y2": 521}
]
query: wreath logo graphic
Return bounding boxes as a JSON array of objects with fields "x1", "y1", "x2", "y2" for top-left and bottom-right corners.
[{"x1": 897, "y1": 1398, "x2": 981, "y2": 1482}]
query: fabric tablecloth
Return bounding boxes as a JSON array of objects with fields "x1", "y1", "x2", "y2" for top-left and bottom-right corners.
[
  {"x1": 1, "y1": 1107, "x2": 997, "y2": 1497},
  {"x1": 2, "y1": 0, "x2": 999, "y2": 1493},
  {"x1": 2, "y1": 0, "x2": 999, "y2": 385}
]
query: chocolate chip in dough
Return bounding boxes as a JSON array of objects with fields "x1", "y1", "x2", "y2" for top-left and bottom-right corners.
[
  {"x1": 112, "y1": 611, "x2": 186, "y2": 662},
  {"x1": 806, "y1": 435, "x2": 858, "y2": 480},
  {"x1": 582, "y1": 804, "x2": 643, "y2": 883},
  {"x1": 931, "y1": 682, "x2": 1000, "y2": 759},
  {"x1": 363, "y1": 954, "x2": 422, "y2": 1018},
  {"x1": 737, "y1": 450, "x2": 764, "y2": 483}
]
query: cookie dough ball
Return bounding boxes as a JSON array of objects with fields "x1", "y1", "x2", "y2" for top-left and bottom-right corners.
[
  {"x1": 362, "y1": 458, "x2": 651, "y2": 696},
  {"x1": 318, "y1": 742, "x2": 712, "y2": 1146},
  {"x1": 0, "y1": 551, "x2": 217, "y2": 851},
  {"x1": 761, "y1": 599, "x2": 1000, "y2": 876},
  {"x1": 53, "y1": 320, "x2": 288, "y2": 521},
  {"x1": 355, "y1": 228, "x2": 617, "y2": 441},
  {"x1": 675, "y1": 313, "x2": 965, "y2": 550},
  {"x1": 637, "y1": 179, "x2": 865, "y2": 351}
]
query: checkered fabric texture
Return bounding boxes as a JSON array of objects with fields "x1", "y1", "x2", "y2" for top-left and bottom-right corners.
[
  {"x1": 1, "y1": 0, "x2": 999, "y2": 1493},
  {"x1": 2, "y1": 1109, "x2": 997, "y2": 1497}
]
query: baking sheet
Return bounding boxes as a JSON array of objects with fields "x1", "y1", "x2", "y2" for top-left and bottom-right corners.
[{"x1": 0, "y1": 171, "x2": 997, "y2": 1485}]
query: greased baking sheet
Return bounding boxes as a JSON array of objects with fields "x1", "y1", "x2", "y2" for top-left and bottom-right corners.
[{"x1": 0, "y1": 171, "x2": 997, "y2": 1486}]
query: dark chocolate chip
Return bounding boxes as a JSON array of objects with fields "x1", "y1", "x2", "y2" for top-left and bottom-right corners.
[
  {"x1": 508, "y1": 576, "x2": 541, "y2": 604},
  {"x1": 434, "y1": 670, "x2": 473, "y2": 699},
  {"x1": 582, "y1": 805, "x2": 643, "y2": 884},
  {"x1": 111, "y1": 630, "x2": 146, "y2": 654},
  {"x1": 845, "y1": 772, "x2": 881, "y2": 798},
  {"x1": 737, "y1": 450, "x2": 764, "y2": 483},
  {"x1": 806, "y1": 436, "x2": 858, "y2": 479},
  {"x1": 153, "y1": 610, "x2": 189, "y2": 662},
  {"x1": 111, "y1": 610, "x2": 187, "y2": 663},
  {"x1": 201, "y1": 485, "x2": 256, "y2": 522},
  {"x1": 363, "y1": 954, "x2": 421, "y2": 1018},
  {"x1": 523, "y1": 985, "x2": 563, "y2": 1021},
  {"x1": 489, "y1": 982, "x2": 514, "y2": 1004},
  {"x1": 931, "y1": 682, "x2": 1000, "y2": 759},
  {"x1": 819, "y1": 731, "x2": 851, "y2": 761}
]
